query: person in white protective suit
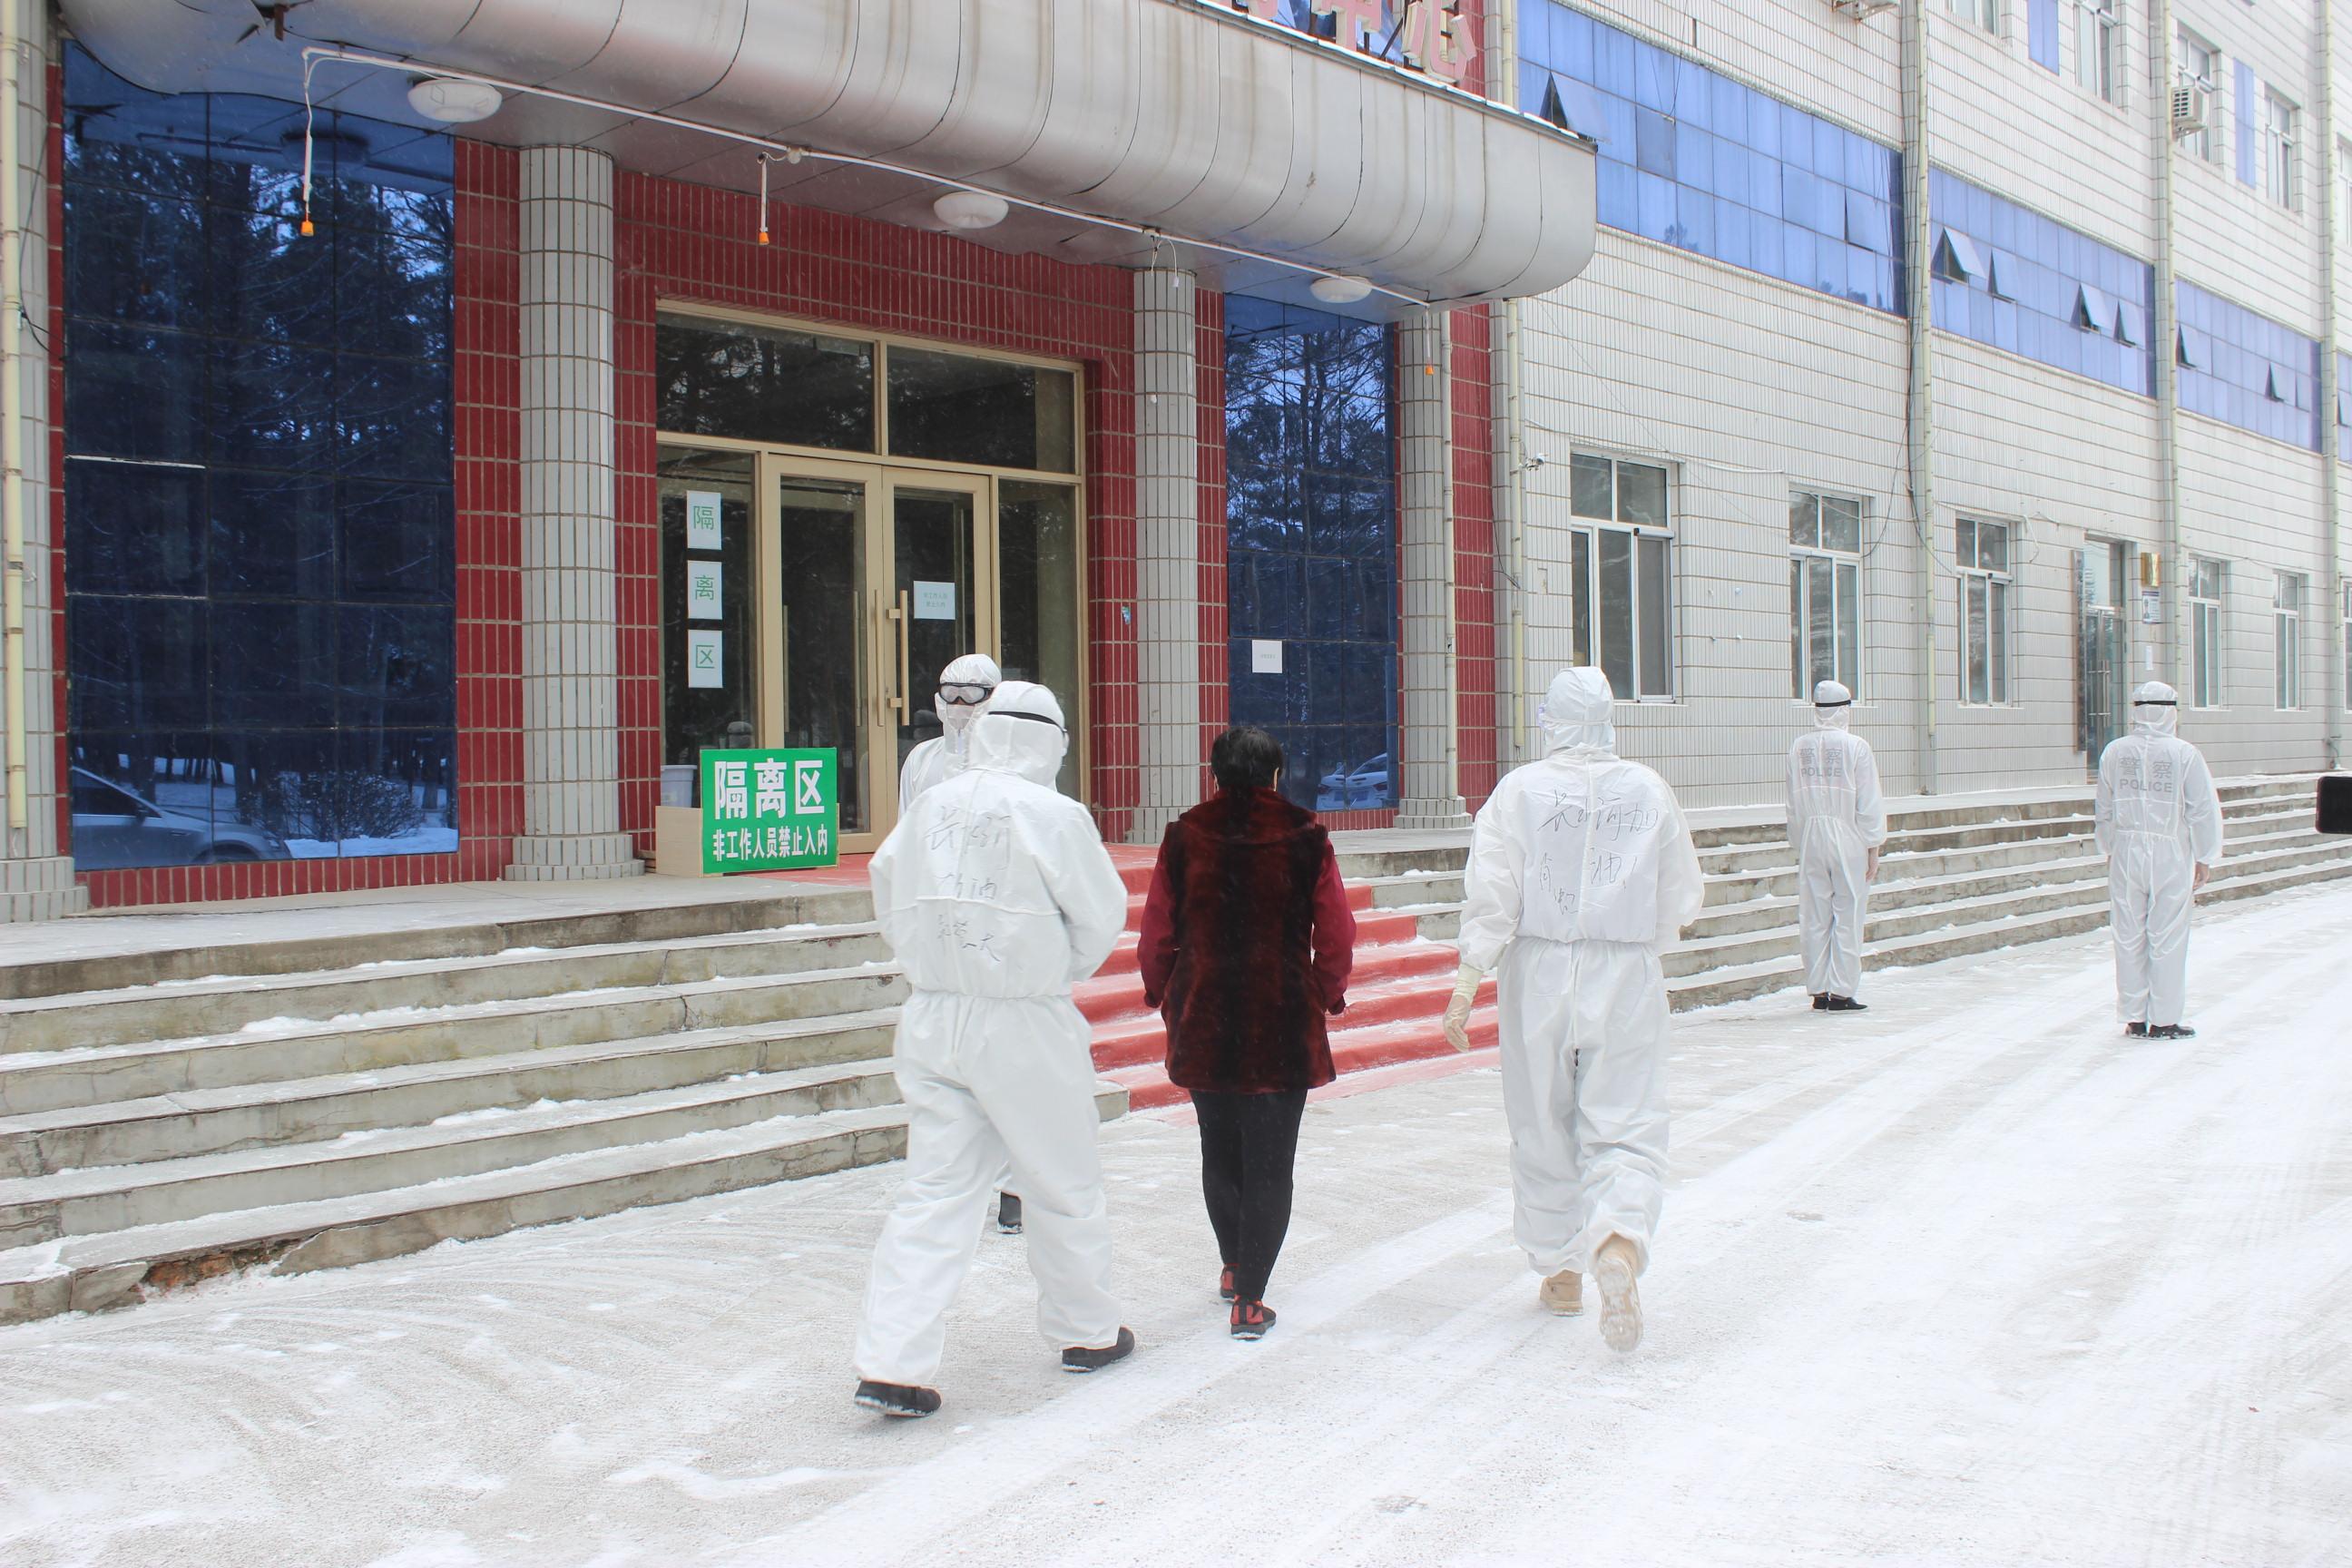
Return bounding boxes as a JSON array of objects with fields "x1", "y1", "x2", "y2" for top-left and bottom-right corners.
[
  {"x1": 895, "y1": 652, "x2": 1027, "y2": 1237},
  {"x1": 1787, "y1": 680, "x2": 1888, "y2": 1012},
  {"x1": 852, "y1": 681, "x2": 1135, "y2": 1418},
  {"x1": 1441, "y1": 668, "x2": 1705, "y2": 1353},
  {"x1": 899, "y1": 652, "x2": 1000, "y2": 806},
  {"x1": 2094, "y1": 681, "x2": 2223, "y2": 1041}
]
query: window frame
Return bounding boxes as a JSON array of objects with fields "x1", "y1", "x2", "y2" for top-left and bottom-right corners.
[
  {"x1": 2076, "y1": 0, "x2": 2122, "y2": 106},
  {"x1": 1789, "y1": 490, "x2": 1867, "y2": 701},
  {"x1": 2189, "y1": 557, "x2": 2227, "y2": 709},
  {"x1": 1944, "y1": 0, "x2": 2000, "y2": 34},
  {"x1": 1955, "y1": 517, "x2": 2015, "y2": 707},
  {"x1": 1566, "y1": 452, "x2": 1676, "y2": 702},
  {"x1": 2275, "y1": 571, "x2": 2305, "y2": 710},
  {"x1": 2261, "y1": 91, "x2": 2301, "y2": 211},
  {"x1": 2177, "y1": 29, "x2": 2221, "y2": 164}
]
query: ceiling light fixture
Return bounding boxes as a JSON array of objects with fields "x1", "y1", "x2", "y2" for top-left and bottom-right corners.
[
  {"x1": 407, "y1": 77, "x2": 505, "y2": 125},
  {"x1": 1309, "y1": 274, "x2": 1375, "y2": 305},
  {"x1": 932, "y1": 190, "x2": 1010, "y2": 231}
]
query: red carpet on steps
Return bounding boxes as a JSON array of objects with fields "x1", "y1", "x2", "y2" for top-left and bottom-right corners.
[{"x1": 1087, "y1": 857, "x2": 1494, "y2": 1112}]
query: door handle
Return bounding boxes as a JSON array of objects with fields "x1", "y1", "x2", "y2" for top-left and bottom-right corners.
[{"x1": 893, "y1": 589, "x2": 912, "y2": 726}]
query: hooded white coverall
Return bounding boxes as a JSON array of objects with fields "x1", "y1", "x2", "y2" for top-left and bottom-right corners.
[
  {"x1": 898, "y1": 652, "x2": 1002, "y2": 806},
  {"x1": 1787, "y1": 680, "x2": 1887, "y2": 1001},
  {"x1": 853, "y1": 682, "x2": 1129, "y2": 1387},
  {"x1": 2094, "y1": 682, "x2": 2224, "y2": 1030},
  {"x1": 1455, "y1": 669, "x2": 1706, "y2": 1279}
]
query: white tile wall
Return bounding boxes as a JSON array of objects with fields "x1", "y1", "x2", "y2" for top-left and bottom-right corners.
[{"x1": 1133, "y1": 267, "x2": 1201, "y2": 841}]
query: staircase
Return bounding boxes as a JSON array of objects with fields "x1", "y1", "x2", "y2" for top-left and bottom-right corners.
[{"x1": 0, "y1": 776, "x2": 2343, "y2": 1323}]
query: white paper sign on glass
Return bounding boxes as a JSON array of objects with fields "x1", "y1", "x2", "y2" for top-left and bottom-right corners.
[
  {"x1": 912, "y1": 580, "x2": 957, "y2": 621},
  {"x1": 687, "y1": 559, "x2": 724, "y2": 621},
  {"x1": 2139, "y1": 587, "x2": 2162, "y2": 625},
  {"x1": 686, "y1": 491, "x2": 723, "y2": 552},
  {"x1": 688, "y1": 630, "x2": 724, "y2": 689},
  {"x1": 1251, "y1": 639, "x2": 1284, "y2": 674}
]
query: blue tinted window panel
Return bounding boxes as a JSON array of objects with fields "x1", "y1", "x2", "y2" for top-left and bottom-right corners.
[
  {"x1": 1679, "y1": 129, "x2": 1715, "y2": 196},
  {"x1": 331, "y1": 728, "x2": 456, "y2": 856},
  {"x1": 338, "y1": 603, "x2": 456, "y2": 730},
  {"x1": 1595, "y1": 159, "x2": 1637, "y2": 230},
  {"x1": 212, "y1": 601, "x2": 338, "y2": 730},
  {"x1": 1747, "y1": 94, "x2": 1782, "y2": 161},
  {"x1": 1632, "y1": 42, "x2": 1674, "y2": 111},
  {"x1": 66, "y1": 187, "x2": 208, "y2": 330},
  {"x1": 1635, "y1": 172, "x2": 1676, "y2": 242},
  {"x1": 1784, "y1": 226, "x2": 1819, "y2": 295},
  {"x1": 338, "y1": 356, "x2": 455, "y2": 482},
  {"x1": 1596, "y1": 24, "x2": 1635, "y2": 94},
  {"x1": 210, "y1": 209, "x2": 338, "y2": 348},
  {"x1": 1749, "y1": 216, "x2": 1786, "y2": 281},
  {"x1": 64, "y1": 463, "x2": 207, "y2": 597},
  {"x1": 1709, "y1": 76, "x2": 1747, "y2": 144},
  {"x1": 1674, "y1": 190, "x2": 1715, "y2": 254},
  {"x1": 2028, "y1": 0, "x2": 2060, "y2": 70},
  {"x1": 1744, "y1": 150, "x2": 1782, "y2": 219},
  {"x1": 340, "y1": 481, "x2": 456, "y2": 603},
  {"x1": 68, "y1": 596, "x2": 209, "y2": 733},
  {"x1": 1553, "y1": 5, "x2": 1594, "y2": 77},
  {"x1": 211, "y1": 340, "x2": 338, "y2": 473},
  {"x1": 67, "y1": 730, "x2": 219, "y2": 868},
  {"x1": 1634, "y1": 109, "x2": 1675, "y2": 178},
  {"x1": 65, "y1": 324, "x2": 206, "y2": 464},
  {"x1": 1716, "y1": 201, "x2": 1753, "y2": 270},
  {"x1": 2235, "y1": 64, "x2": 2258, "y2": 186}
]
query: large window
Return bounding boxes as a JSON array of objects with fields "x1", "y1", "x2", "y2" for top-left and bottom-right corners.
[
  {"x1": 2179, "y1": 31, "x2": 2221, "y2": 163},
  {"x1": 1225, "y1": 298, "x2": 1396, "y2": 815},
  {"x1": 2263, "y1": 92, "x2": 2301, "y2": 210},
  {"x1": 2076, "y1": 0, "x2": 2122, "y2": 103},
  {"x1": 61, "y1": 48, "x2": 456, "y2": 870},
  {"x1": 2190, "y1": 558, "x2": 2227, "y2": 709},
  {"x1": 1570, "y1": 456, "x2": 1674, "y2": 701},
  {"x1": 1956, "y1": 518, "x2": 2013, "y2": 706},
  {"x1": 1790, "y1": 492, "x2": 1865, "y2": 698},
  {"x1": 2275, "y1": 572, "x2": 2306, "y2": 710}
]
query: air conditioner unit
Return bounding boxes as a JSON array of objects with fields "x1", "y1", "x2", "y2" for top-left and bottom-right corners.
[
  {"x1": 1830, "y1": 0, "x2": 1897, "y2": 17},
  {"x1": 2171, "y1": 81, "x2": 2212, "y2": 138}
]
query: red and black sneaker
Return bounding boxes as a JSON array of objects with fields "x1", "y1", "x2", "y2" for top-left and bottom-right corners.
[
  {"x1": 1230, "y1": 1299, "x2": 1277, "y2": 1341},
  {"x1": 1219, "y1": 1266, "x2": 1237, "y2": 1302}
]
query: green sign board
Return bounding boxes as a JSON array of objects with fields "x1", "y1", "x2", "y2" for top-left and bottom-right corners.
[{"x1": 700, "y1": 749, "x2": 839, "y2": 874}]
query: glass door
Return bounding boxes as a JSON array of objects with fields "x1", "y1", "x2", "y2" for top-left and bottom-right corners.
[
  {"x1": 886, "y1": 475, "x2": 991, "y2": 808},
  {"x1": 2076, "y1": 541, "x2": 2132, "y2": 766}
]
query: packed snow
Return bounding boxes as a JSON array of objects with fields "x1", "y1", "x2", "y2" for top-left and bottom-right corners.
[{"x1": 3, "y1": 886, "x2": 2349, "y2": 1566}]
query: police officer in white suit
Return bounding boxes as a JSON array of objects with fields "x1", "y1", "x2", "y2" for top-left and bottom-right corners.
[
  {"x1": 1441, "y1": 667, "x2": 1705, "y2": 1353},
  {"x1": 2094, "y1": 681, "x2": 2223, "y2": 1040},
  {"x1": 852, "y1": 681, "x2": 1133, "y2": 1418},
  {"x1": 1787, "y1": 680, "x2": 1888, "y2": 1012}
]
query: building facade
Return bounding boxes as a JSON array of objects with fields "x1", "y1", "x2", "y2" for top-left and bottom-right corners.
[
  {"x1": 2, "y1": 0, "x2": 2344, "y2": 919},
  {"x1": 0, "y1": 0, "x2": 1592, "y2": 915},
  {"x1": 1494, "y1": 0, "x2": 2347, "y2": 807}
]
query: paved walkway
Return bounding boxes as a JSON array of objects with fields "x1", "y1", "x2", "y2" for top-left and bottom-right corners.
[{"x1": 5, "y1": 885, "x2": 2347, "y2": 1566}]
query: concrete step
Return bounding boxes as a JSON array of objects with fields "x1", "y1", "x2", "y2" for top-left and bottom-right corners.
[
  {"x1": 0, "y1": 886, "x2": 879, "y2": 1004},
  {"x1": 0, "y1": 1011, "x2": 900, "y2": 1178},
  {"x1": 0, "y1": 962, "x2": 910, "y2": 1118},
  {"x1": 0, "y1": 1082, "x2": 1120, "y2": 1326},
  {"x1": 0, "y1": 923, "x2": 893, "y2": 1055}
]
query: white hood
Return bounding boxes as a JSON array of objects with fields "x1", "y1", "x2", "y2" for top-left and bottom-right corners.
[
  {"x1": 936, "y1": 652, "x2": 1002, "y2": 741},
  {"x1": 966, "y1": 681, "x2": 1068, "y2": 787},
  {"x1": 1813, "y1": 679, "x2": 1853, "y2": 733},
  {"x1": 1538, "y1": 667, "x2": 1617, "y2": 757},
  {"x1": 2132, "y1": 681, "x2": 2180, "y2": 740}
]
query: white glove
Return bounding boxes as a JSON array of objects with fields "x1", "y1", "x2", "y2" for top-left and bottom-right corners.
[{"x1": 1442, "y1": 963, "x2": 1483, "y2": 1054}]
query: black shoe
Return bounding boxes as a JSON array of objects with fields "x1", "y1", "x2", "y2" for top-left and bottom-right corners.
[
  {"x1": 1811, "y1": 995, "x2": 1828, "y2": 1011},
  {"x1": 1219, "y1": 1265, "x2": 1237, "y2": 1302},
  {"x1": 1062, "y1": 1327, "x2": 1136, "y2": 1374},
  {"x1": 853, "y1": 1379, "x2": 942, "y2": 1419},
  {"x1": 996, "y1": 1192, "x2": 1023, "y2": 1234},
  {"x1": 1230, "y1": 1300, "x2": 1277, "y2": 1340},
  {"x1": 2149, "y1": 1023, "x2": 2197, "y2": 1040},
  {"x1": 2125, "y1": 1022, "x2": 2149, "y2": 1038},
  {"x1": 1822, "y1": 995, "x2": 1868, "y2": 1012}
]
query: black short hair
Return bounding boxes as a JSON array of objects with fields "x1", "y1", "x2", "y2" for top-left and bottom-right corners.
[{"x1": 1210, "y1": 726, "x2": 1284, "y2": 792}]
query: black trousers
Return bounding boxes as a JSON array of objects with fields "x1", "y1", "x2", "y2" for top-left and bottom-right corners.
[{"x1": 1191, "y1": 1088, "x2": 1309, "y2": 1304}]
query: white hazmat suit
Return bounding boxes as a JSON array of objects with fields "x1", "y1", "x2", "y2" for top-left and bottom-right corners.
[
  {"x1": 853, "y1": 682, "x2": 1130, "y2": 1388},
  {"x1": 2094, "y1": 682, "x2": 2223, "y2": 1032},
  {"x1": 1446, "y1": 669, "x2": 1705, "y2": 1329},
  {"x1": 1787, "y1": 680, "x2": 1887, "y2": 1004},
  {"x1": 898, "y1": 652, "x2": 1002, "y2": 806}
]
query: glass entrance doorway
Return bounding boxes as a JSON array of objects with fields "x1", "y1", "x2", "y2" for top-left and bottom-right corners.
[{"x1": 659, "y1": 449, "x2": 1082, "y2": 852}]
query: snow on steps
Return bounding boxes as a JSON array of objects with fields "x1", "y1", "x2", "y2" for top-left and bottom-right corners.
[{"x1": 0, "y1": 775, "x2": 2343, "y2": 1324}]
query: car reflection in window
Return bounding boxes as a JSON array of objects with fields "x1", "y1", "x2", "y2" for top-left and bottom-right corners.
[
  {"x1": 68, "y1": 766, "x2": 290, "y2": 870},
  {"x1": 1316, "y1": 752, "x2": 1391, "y2": 812}
]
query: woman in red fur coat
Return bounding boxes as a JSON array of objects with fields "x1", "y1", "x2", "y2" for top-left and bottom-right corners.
[{"x1": 1138, "y1": 726, "x2": 1356, "y2": 1340}]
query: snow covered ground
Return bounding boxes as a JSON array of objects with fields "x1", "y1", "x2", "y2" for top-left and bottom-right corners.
[{"x1": 5, "y1": 886, "x2": 2351, "y2": 1567}]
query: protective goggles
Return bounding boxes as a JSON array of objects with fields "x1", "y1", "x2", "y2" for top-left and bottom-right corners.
[
  {"x1": 2134, "y1": 699, "x2": 2179, "y2": 708},
  {"x1": 1815, "y1": 699, "x2": 1853, "y2": 710},
  {"x1": 988, "y1": 707, "x2": 1067, "y2": 736},
  {"x1": 937, "y1": 682, "x2": 996, "y2": 707}
]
